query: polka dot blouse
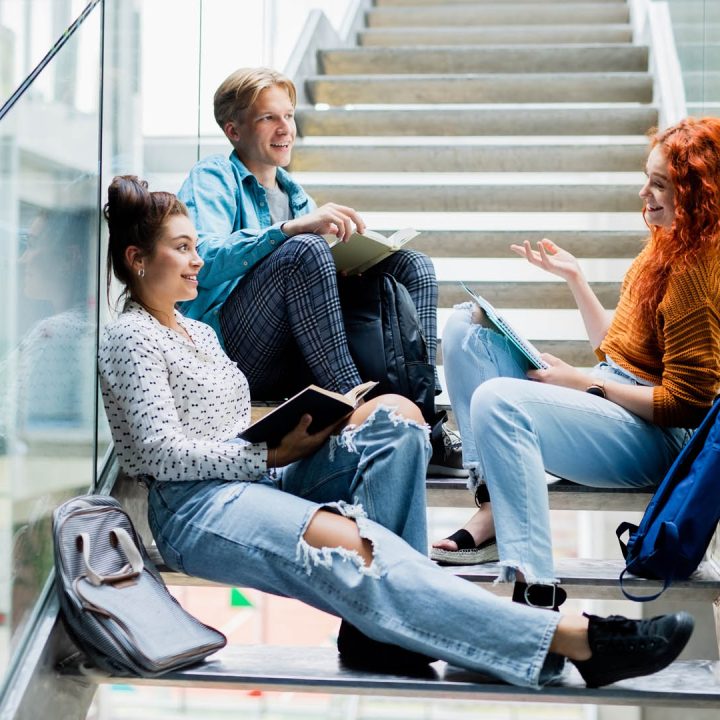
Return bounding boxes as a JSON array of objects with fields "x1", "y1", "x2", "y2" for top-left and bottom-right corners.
[{"x1": 98, "y1": 301, "x2": 267, "y2": 482}]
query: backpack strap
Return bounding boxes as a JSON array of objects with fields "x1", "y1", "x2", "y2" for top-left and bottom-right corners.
[
  {"x1": 615, "y1": 521, "x2": 638, "y2": 559},
  {"x1": 618, "y1": 521, "x2": 680, "y2": 602},
  {"x1": 619, "y1": 567, "x2": 670, "y2": 602},
  {"x1": 78, "y1": 527, "x2": 144, "y2": 586}
]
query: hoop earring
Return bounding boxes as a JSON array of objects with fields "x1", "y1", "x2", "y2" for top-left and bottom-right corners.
[{"x1": 138, "y1": 267, "x2": 145, "y2": 278}]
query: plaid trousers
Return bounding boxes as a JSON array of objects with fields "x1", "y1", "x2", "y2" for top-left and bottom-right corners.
[{"x1": 220, "y1": 233, "x2": 438, "y2": 399}]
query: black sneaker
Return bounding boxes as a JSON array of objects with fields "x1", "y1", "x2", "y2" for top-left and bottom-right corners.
[
  {"x1": 428, "y1": 424, "x2": 467, "y2": 478},
  {"x1": 337, "y1": 620, "x2": 437, "y2": 674},
  {"x1": 571, "y1": 612, "x2": 694, "y2": 688}
]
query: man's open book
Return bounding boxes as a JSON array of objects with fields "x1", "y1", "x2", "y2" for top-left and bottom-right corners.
[
  {"x1": 325, "y1": 228, "x2": 419, "y2": 275},
  {"x1": 239, "y1": 380, "x2": 379, "y2": 447},
  {"x1": 461, "y1": 282, "x2": 549, "y2": 370}
]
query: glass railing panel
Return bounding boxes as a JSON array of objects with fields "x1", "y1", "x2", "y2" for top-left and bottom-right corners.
[
  {"x1": 0, "y1": 0, "x2": 102, "y2": 683},
  {"x1": 667, "y1": 0, "x2": 720, "y2": 116},
  {"x1": 0, "y1": 0, "x2": 100, "y2": 108}
]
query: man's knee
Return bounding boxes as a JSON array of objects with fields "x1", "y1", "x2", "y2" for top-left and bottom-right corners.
[
  {"x1": 280, "y1": 233, "x2": 334, "y2": 267},
  {"x1": 399, "y1": 249, "x2": 436, "y2": 281}
]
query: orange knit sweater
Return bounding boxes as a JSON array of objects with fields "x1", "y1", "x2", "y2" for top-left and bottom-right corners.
[{"x1": 598, "y1": 245, "x2": 720, "y2": 428}]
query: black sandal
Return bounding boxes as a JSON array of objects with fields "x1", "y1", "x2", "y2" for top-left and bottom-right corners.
[{"x1": 430, "y1": 528, "x2": 499, "y2": 566}]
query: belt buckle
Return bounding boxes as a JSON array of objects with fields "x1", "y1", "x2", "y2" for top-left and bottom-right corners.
[{"x1": 524, "y1": 583, "x2": 556, "y2": 609}]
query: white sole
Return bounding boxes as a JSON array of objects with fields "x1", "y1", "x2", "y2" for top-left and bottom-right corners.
[{"x1": 430, "y1": 544, "x2": 499, "y2": 566}]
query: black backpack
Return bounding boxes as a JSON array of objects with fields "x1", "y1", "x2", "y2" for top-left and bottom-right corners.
[
  {"x1": 339, "y1": 273, "x2": 436, "y2": 422},
  {"x1": 53, "y1": 494, "x2": 226, "y2": 676}
]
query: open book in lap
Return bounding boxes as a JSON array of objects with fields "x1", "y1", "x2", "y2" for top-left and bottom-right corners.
[
  {"x1": 239, "y1": 380, "x2": 378, "y2": 447},
  {"x1": 325, "y1": 228, "x2": 419, "y2": 275},
  {"x1": 460, "y1": 282, "x2": 549, "y2": 370}
]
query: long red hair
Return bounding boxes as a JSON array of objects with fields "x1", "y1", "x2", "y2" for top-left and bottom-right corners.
[{"x1": 634, "y1": 117, "x2": 720, "y2": 325}]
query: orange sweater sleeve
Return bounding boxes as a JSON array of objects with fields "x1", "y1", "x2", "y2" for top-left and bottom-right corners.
[{"x1": 599, "y1": 253, "x2": 720, "y2": 428}]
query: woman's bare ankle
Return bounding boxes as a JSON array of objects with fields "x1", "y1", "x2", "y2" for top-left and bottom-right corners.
[
  {"x1": 431, "y1": 506, "x2": 495, "y2": 549},
  {"x1": 550, "y1": 615, "x2": 591, "y2": 661}
]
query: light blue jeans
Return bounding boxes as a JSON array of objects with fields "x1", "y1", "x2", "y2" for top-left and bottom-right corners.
[
  {"x1": 443, "y1": 305, "x2": 690, "y2": 583},
  {"x1": 148, "y1": 406, "x2": 562, "y2": 687}
]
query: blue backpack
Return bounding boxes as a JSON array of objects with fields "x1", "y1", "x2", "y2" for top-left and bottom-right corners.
[{"x1": 616, "y1": 398, "x2": 720, "y2": 601}]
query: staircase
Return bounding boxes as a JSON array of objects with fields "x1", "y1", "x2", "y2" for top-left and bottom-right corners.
[
  {"x1": 15, "y1": 0, "x2": 720, "y2": 716},
  {"x1": 293, "y1": 2, "x2": 653, "y2": 377}
]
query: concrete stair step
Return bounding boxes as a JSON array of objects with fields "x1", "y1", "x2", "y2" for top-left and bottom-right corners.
[
  {"x1": 437, "y1": 281, "x2": 619, "y2": 310},
  {"x1": 65, "y1": 648, "x2": 720, "y2": 708},
  {"x1": 433, "y1": 256, "x2": 629, "y2": 284},
  {"x1": 319, "y1": 45, "x2": 648, "y2": 75},
  {"x1": 295, "y1": 104, "x2": 659, "y2": 136},
  {"x1": 307, "y1": 73, "x2": 653, "y2": 105},
  {"x1": 435, "y1": 305, "x2": 609, "y2": 367},
  {"x1": 395, "y1": 229, "x2": 644, "y2": 258},
  {"x1": 293, "y1": 171, "x2": 644, "y2": 212},
  {"x1": 436, "y1": 337, "x2": 595, "y2": 366},
  {"x1": 290, "y1": 136, "x2": 648, "y2": 172},
  {"x1": 452, "y1": 558, "x2": 720, "y2": 602},
  {"x1": 358, "y1": 24, "x2": 634, "y2": 46},
  {"x1": 358, "y1": 211, "x2": 647, "y2": 257},
  {"x1": 367, "y1": 3, "x2": 629, "y2": 28},
  {"x1": 142, "y1": 170, "x2": 644, "y2": 213},
  {"x1": 151, "y1": 548, "x2": 720, "y2": 603},
  {"x1": 428, "y1": 477, "x2": 651, "y2": 511},
  {"x1": 437, "y1": 307, "x2": 590, "y2": 342}
]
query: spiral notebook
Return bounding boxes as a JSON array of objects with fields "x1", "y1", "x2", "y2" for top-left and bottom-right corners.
[{"x1": 460, "y1": 282, "x2": 549, "y2": 370}]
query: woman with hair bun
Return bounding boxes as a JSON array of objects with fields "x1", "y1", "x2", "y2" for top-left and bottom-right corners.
[
  {"x1": 97, "y1": 174, "x2": 694, "y2": 690},
  {"x1": 433, "y1": 117, "x2": 720, "y2": 605}
]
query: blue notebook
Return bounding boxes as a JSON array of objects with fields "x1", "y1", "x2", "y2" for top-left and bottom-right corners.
[{"x1": 460, "y1": 282, "x2": 549, "y2": 370}]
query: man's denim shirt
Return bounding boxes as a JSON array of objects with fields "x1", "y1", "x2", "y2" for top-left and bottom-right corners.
[{"x1": 177, "y1": 151, "x2": 315, "y2": 344}]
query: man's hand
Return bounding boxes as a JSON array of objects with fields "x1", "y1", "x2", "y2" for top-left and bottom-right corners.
[{"x1": 281, "y1": 203, "x2": 366, "y2": 242}]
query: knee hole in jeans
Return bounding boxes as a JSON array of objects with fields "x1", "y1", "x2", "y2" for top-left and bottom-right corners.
[{"x1": 302, "y1": 508, "x2": 374, "y2": 568}]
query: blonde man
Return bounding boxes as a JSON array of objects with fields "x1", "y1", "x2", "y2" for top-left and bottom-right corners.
[{"x1": 178, "y1": 67, "x2": 462, "y2": 476}]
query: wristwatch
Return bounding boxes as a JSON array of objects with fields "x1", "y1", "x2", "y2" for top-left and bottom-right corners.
[{"x1": 586, "y1": 380, "x2": 606, "y2": 399}]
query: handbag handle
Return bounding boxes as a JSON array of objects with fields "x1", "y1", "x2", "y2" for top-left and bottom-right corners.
[{"x1": 77, "y1": 527, "x2": 144, "y2": 586}]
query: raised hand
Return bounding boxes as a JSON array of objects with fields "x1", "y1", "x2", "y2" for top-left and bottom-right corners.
[
  {"x1": 510, "y1": 239, "x2": 583, "y2": 283},
  {"x1": 281, "y1": 203, "x2": 366, "y2": 243}
]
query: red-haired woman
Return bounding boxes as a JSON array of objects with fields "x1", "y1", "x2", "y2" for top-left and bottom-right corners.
[{"x1": 433, "y1": 117, "x2": 720, "y2": 608}]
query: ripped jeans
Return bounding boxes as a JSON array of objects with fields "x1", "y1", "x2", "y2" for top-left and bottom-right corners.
[
  {"x1": 148, "y1": 406, "x2": 562, "y2": 688},
  {"x1": 443, "y1": 305, "x2": 690, "y2": 583}
]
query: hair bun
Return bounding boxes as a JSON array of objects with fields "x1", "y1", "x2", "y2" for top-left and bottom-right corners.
[{"x1": 104, "y1": 175, "x2": 151, "y2": 227}]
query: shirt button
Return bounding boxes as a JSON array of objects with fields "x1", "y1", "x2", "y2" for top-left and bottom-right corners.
[
  {"x1": 243, "y1": 261, "x2": 248, "y2": 266},
  {"x1": 270, "y1": 240, "x2": 275, "y2": 245}
]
